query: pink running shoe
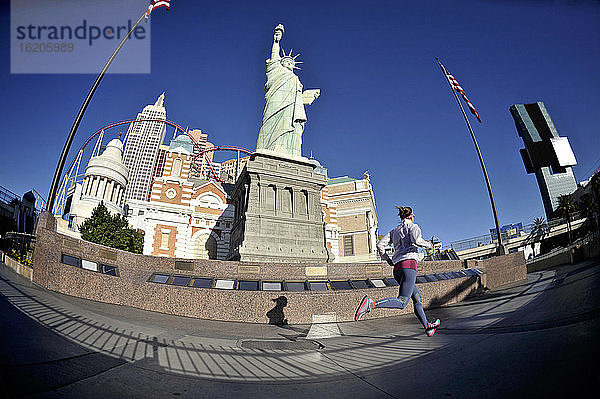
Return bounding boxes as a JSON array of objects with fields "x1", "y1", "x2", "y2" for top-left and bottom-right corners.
[
  {"x1": 354, "y1": 295, "x2": 374, "y2": 321},
  {"x1": 425, "y1": 319, "x2": 441, "y2": 337}
]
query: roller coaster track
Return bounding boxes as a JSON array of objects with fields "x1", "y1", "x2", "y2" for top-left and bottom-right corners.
[{"x1": 53, "y1": 118, "x2": 252, "y2": 215}]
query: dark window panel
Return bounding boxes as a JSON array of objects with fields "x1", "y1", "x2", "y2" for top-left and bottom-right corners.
[
  {"x1": 330, "y1": 280, "x2": 352, "y2": 290},
  {"x1": 192, "y1": 278, "x2": 213, "y2": 288},
  {"x1": 100, "y1": 264, "x2": 118, "y2": 276},
  {"x1": 172, "y1": 276, "x2": 191, "y2": 286},
  {"x1": 238, "y1": 281, "x2": 259, "y2": 291},
  {"x1": 61, "y1": 254, "x2": 80, "y2": 267},
  {"x1": 308, "y1": 281, "x2": 328, "y2": 291},
  {"x1": 351, "y1": 280, "x2": 370, "y2": 289},
  {"x1": 285, "y1": 281, "x2": 307, "y2": 292}
]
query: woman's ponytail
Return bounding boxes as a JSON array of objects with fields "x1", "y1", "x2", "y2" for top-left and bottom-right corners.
[{"x1": 396, "y1": 206, "x2": 413, "y2": 219}]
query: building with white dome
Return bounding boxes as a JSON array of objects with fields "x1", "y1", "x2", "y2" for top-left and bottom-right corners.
[{"x1": 58, "y1": 138, "x2": 129, "y2": 238}]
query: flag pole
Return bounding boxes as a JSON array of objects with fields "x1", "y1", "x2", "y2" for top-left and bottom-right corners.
[
  {"x1": 435, "y1": 58, "x2": 505, "y2": 254},
  {"x1": 47, "y1": 11, "x2": 148, "y2": 215}
]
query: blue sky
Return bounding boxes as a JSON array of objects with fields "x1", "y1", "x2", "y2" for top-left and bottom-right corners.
[{"x1": 1, "y1": 0, "x2": 599, "y2": 244}]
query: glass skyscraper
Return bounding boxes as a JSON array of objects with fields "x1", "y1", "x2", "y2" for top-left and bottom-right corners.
[{"x1": 510, "y1": 101, "x2": 578, "y2": 219}]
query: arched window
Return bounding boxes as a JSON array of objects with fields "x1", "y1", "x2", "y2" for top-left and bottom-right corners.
[{"x1": 194, "y1": 233, "x2": 218, "y2": 259}]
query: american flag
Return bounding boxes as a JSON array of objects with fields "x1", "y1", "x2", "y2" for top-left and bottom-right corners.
[
  {"x1": 145, "y1": 0, "x2": 171, "y2": 21},
  {"x1": 439, "y1": 61, "x2": 481, "y2": 123}
]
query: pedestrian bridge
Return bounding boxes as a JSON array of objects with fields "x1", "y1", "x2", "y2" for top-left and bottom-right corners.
[{"x1": 455, "y1": 217, "x2": 588, "y2": 260}]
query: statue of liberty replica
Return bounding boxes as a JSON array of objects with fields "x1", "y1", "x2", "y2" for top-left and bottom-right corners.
[
  {"x1": 227, "y1": 24, "x2": 328, "y2": 263},
  {"x1": 256, "y1": 24, "x2": 320, "y2": 159}
]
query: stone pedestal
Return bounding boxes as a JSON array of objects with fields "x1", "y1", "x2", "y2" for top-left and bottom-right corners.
[{"x1": 227, "y1": 151, "x2": 329, "y2": 263}]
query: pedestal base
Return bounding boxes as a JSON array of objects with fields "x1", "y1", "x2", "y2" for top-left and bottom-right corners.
[{"x1": 227, "y1": 152, "x2": 329, "y2": 263}]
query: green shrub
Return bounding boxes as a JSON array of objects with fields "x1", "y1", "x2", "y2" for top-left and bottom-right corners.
[{"x1": 79, "y1": 202, "x2": 143, "y2": 254}]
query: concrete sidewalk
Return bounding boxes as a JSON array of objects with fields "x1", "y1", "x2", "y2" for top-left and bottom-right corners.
[{"x1": 1, "y1": 258, "x2": 599, "y2": 398}]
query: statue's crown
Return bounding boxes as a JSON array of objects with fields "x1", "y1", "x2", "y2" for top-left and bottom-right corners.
[{"x1": 281, "y1": 48, "x2": 302, "y2": 69}]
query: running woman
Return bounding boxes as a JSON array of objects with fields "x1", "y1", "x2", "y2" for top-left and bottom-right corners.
[{"x1": 354, "y1": 206, "x2": 441, "y2": 336}]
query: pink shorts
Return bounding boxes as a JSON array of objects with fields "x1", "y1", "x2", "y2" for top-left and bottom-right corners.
[{"x1": 393, "y1": 259, "x2": 418, "y2": 271}]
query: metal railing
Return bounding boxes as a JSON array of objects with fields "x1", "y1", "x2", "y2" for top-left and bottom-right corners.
[
  {"x1": 526, "y1": 231, "x2": 599, "y2": 264},
  {"x1": 0, "y1": 185, "x2": 19, "y2": 205},
  {"x1": 1, "y1": 185, "x2": 47, "y2": 213}
]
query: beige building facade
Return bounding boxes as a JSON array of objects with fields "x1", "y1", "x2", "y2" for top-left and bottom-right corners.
[
  {"x1": 220, "y1": 156, "x2": 250, "y2": 184},
  {"x1": 322, "y1": 172, "x2": 379, "y2": 262}
]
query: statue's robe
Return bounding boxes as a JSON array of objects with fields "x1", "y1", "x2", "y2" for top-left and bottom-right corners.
[{"x1": 256, "y1": 58, "x2": 306, "y2": 157}]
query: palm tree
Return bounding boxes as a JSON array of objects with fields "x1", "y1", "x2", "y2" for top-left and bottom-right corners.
[
  {"x1": 531, "y1": 217, "x2": 548, "y2": 236},
  {"x1": 579, "y1": 194, "x2": 599, "y2": 233},
  {"x1": 592, "y1": 171, "x2": 600, "y2": 198},
  {"x1": 527, "y1": 217, "x2": 548, "y2": 258},
  {"x1": 590, "y1": 172, "x2": 600, "y2": 234},
  {"x1": 557, "y1": 194, "x2": 577, "y2": 262}
]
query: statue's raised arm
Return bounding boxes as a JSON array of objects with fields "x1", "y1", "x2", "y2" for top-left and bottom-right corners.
[{"x1": 270, "y1": 24, "x2": 283, "y2": 61}]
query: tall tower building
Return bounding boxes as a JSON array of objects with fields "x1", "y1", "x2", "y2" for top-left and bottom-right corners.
[
  {"x1": 187, "y1": 129, "x2": 215, "y2": 179},
  {"x1": 510, "y1": 102, "x2": 578, "y2": 218},
  {"x1": 123, "y1": 93, "x2": 167, "y2": 202}
]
